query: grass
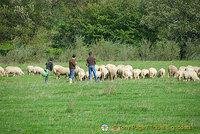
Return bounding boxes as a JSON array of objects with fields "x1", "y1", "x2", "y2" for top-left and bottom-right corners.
[{"x1": 0, "y1": 60, "x2": 200, "y2": 134}]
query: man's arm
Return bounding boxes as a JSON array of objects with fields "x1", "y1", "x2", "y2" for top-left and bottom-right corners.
[{"x1": 94, "y1": 58, "x2": 96, "y2": 64}]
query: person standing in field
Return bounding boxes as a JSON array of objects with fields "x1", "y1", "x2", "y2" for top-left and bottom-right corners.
[
  {"x1": 45, "y1": 58, "x2": 54, "y2": 84},
  {"x1": 86, "y1": 52, "x2": 98, "y2": 83},
  {"x1": 69, "y1": 54, "x2": 77, "y2": 84}
]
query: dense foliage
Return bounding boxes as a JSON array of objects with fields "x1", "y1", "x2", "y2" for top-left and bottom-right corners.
[{"x1": 0, "y1": 0, "x2": 200, "y2": 63}]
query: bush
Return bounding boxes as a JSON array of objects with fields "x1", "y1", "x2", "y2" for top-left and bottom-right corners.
[
  {"x1": 151, "y1": 40, "x2": 180, "y2": 60},
  {"x1": 184, "y1": 39, "x2": 200, "y2": 60}
]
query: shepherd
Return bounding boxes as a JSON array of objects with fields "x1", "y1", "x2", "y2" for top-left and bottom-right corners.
[
  {"x1": 86, "y1": 52, "x2": 98, "y2": 83},
  {"x1": 69, "y1": 54, "x2": 77, "y2": 84}
]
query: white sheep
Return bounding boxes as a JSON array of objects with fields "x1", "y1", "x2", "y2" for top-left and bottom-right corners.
[
  {"x1": 5, "y1": 66, "x2": 24, "y2": 77},
  {"x1": 125, "y1": 65, "x2": 133, "y2": 71},
  {"x1": 132, "y1": 69, "x2": 141, "y2": 79},
  {"x1": 168, "y1": 65, "x2": 177, "y2": 77},
  {"x1": 179, "y1": 66, "x2": 186, "y2": 71},
  {"x1": 183, "y1": 71, "x2": 199, "y2": 81},
  {"x1": 157, "y1": 68, "x2": 165, "y2": 78},
  {"x1": 98, "y1": 65, "x2": 106, "y2": 72},
  {"x1": 176, "y1": 70, "x2": 185, "y2": 81},
  {"x1": 106, "y1": 65, "x2": 118, "y2": 80},
  {"x1": 149, "y1": 68, "x2": 157, "y2": 78},
  {"x1": 124, "y1": 70, "x2": 133, "y2": 80},
  {"x1": 0, "y1": 66, "x2": 5, "y2": 76},
  {"x1": 27, "y1": 66, "x2": 34, "y2": 75},
  {"x1": 78, "y1": 71, "x2": 86, "y2": 81},
  {"x1": 33, "y1": 66, "x2": 44, "y2": 75},
  {"x1": 101, "y1": 68, "x2": 109, "y2": 80},
  {"x1": 141, "y1": 69, "x2": 149, "y2": 79},
  {"x1": 53, "y1": 65, "x2": 70, "y2": 79}
]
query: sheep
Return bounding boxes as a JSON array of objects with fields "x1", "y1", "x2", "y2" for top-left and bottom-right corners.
[
  {"x1": 5, "y1": 66, "x2": 24, "y2": 77},
  {"x1": 125, "y1": 65, "x2": 133, "y2": 71},
  {"x1": 124, "y1": 70, "x2": 133, "y2": 80},
  {"x1": 132, "y1": 69, "x2": 141, "y2": 79},
  {"x1": 185, "y1": 66, "x2": 194, "y2": 72},
  {"x1": 78, "y1": 71, "x2": 86, "y2": 81},
  {"x1": 183, "y1": 71, "x2": 199, "y2": 81},
  {"x1": 149, "y1": 68, "x2": 157, "y2": 78},
  {"x1": 96, "y1": 71, "x2": 102, "y2": 80},
  {"x1": 106, "y1": 64, "x2": 117, "y2": 69},
  {"x1": 106, "y1": 66, "x2": 118, "y2": 80},
  {"x1": 27, "y1": 66, "x2": 35, "y2": 75},
  {"x1": 192, "y1": 66, "x2": 200, "y2": 76},
  {"x1": 98, "y1": 65, "x2": 106, "y2": 72},
  {"x1": 179, "y1": 66, "x2": 186, "y2": 71},
  {"x1": 95, "y1": 65, "x2": 100, "y2": 71},
  {"x1": 176, "y1": 70, "x2": 185, "y2": 81},
  {"x1": 141, "y1": 69, "x2": 149, "y2": 79},
  {"x1": 168, "y1": 65, "x2": 177, "y2": 77},
  {"x1": 85, "y1": 71, "x2": 94, "y2": 80},
  {"x1": 33, "y1": 66, "x2": 44, "y2": 75},
  {"x1": 101, "y1": 68, "x2": 109, "y2": 80},
  {"x1": 117, "y1": 64, "x2": 125, "y2": 69},
  {"x1": 117, "y1": 67, "x2": 127, "y2": 78},
  {"x1": 157, "y1": 68, "x2": 165, "y2": 78},
  {"x1": 77, "y1": 68, "x2": 86, "y2": 81},
  {"x1": 0, "y1": 66, "x2": 5, "y2": 76},
  {"x1": 53, "y1": 65, "x2": 70, "y2": 79}
]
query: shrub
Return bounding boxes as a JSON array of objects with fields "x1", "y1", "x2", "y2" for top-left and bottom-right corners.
[
  {"x1": 184, "y1": 39, "x2": 200, "y2": 60},
  {"x1": 151, "y1": 40, "x2": 180, "y2": 60}
]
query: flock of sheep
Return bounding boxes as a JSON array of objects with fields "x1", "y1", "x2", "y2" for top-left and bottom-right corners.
[{"x1": 0, "y1": 64, "x2": 199, "y2": 82}]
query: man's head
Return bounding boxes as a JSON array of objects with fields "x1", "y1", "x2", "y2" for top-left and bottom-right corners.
[
  {"x1": 89, "y1": 52, "x2": 92, "y2": 56},
  {"x1": 50, "y1": 58, "x2": 54, "y2": 62},
  {"x1": 72, "y1": 54, "x2": 76, "y2": 58}
]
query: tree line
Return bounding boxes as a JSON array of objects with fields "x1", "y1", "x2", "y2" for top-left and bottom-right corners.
[{"x1": 0, "y1": 0, "x2": 200, "y2": 63}]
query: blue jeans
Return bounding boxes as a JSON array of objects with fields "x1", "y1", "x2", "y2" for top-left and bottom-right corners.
[
  {"x1": 89, "y1": 65, "x2": 98, "y2": 82},
  {"x1": 69, "y1": 69, "x2": 75, "y2": 79},
  {"x1": 45, "y1": 69, "x2": 49, "y2": 83}
]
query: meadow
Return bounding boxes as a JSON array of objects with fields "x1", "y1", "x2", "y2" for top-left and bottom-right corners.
[{"x1": 0, "y1": 61, "x2": 200, "y2": 134}]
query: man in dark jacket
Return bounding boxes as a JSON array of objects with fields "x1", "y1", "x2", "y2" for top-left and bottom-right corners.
[
  {"x1": 86, "y1": 52, "x2": 98, "y2": 83},
  {"x1": 69, "y1": 54, "x2": 77, "y2": 84},
  {"x1": 45, "y1": 58, "x2": 54, "y2": 83}
]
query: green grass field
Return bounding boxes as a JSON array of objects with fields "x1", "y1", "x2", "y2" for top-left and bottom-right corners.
[{"x1": 0, "y1": 61, "x2": 200, "y2": 134}]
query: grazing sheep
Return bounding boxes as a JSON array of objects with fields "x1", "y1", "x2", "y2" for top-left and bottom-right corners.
[
  {"x1": 132, "y1": 69, "x2": 141, "y2": 79},
  {"x1": 95, "y1": 65, "x2": 100, "y2": 71},
  {"x1": 27, "y1": 66, "x2": 34, "y2": 75},
  {"x1": 125, "y1": 65, "x2": 133, "y2": 71},
  {"x1": 192, "y1": 66, "x2": 200, "y2": 76},
  {"x1": 117, "y1": 64, "x2": 125, "y2": 69},
  {"x1": 101, "y1": 68, "x2": 109, "y2": 80},
  {"x1": 179, "y1": 66, "x2": 186, "y2": 71},
  {"x1": 106, "y1": 66, "x2": 118, "y2": 80},
  {"x1": 124, "y1": 70, "x2": 133, "y2": 80},
  {"x1": 85, "y1": 71, "x2": 94, "y2": 80},
  {"x1": 117, "y1": 67, "x2": 127, "y2": 78},
  {"x1": 5, "y1": 66, "x2": 24, "y2": 77},
  {"x1": 53, "y1": 65, "x2": 70, "y2": 79},
  {"x1": 106, "y1": 64, "x2": 117, "y2": 69},
  {"x1": 141, "y1": 69, "x2": 149, "y2": 79},
  {"x1": 149, "y1": 68, "x2": 157, "y2": 78},
  {"x1": 185, "y1": 66, "x2": 194, "y2": 72},
  {"x1": 157, "y1": 68, "x2": 165, "y2": 78},
  {"x1": 96, "y1": 71, "x2": 102, "y2": 80},
  {"x1": 183, "y1": 71, "x2": 199, "y2": 81},
  {"x1": 98, "y1": 65, "x2": 106, "y2": 72},
  {"x1": 33, "y1": 66, "x2": 44, "y2": 75},
  {"x1": 176, "y1": 70, "x2": 185, "y2": 81},
  {"x1": 0, "y1": 66, "x2": 5, "y2": 76},
  {"x1": 168, "y1": 65, "x2": 177, "y2": 77},
  {"x1": 78, "y1": 71, "x2": 86, "y2": 81}
]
